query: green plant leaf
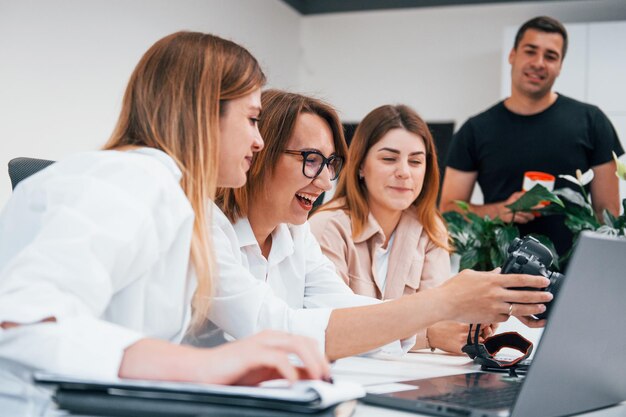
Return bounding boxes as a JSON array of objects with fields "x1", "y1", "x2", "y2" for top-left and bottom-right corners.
[
  {"x1": 603, "y1": 209, "x2": 617, "y2": 228},
  {"x1": 443, "y1": 211, "x2": 468, "y2": 233},
  {"x1": 494, "y1": 225, "x2": 519, "y2": 262},
  {"x1": 564, "y1": 212, "x2": 600, "y2": 234},
  {"x1": 465, "y1": 211, "x2": 484, "y2": 224},
  {"x1": 489, "y1": 246, "x2": 504, "y2": 270},
  {"x1": 554, "y1": 188, "x2": 589, "y2": 208},
  {"x1": 613, "y1": 202, "x2": 626, "y2": 232},
  {"x1": 474, "y1": 248, "x2": 489, "y2": 271},
  {"x1": 533, "y1": 204, "x2": 565, "y2": 216},
  {"x1": 468, "y1": 215, "x2": 487, "y2": 237},
  {"x1": 443, "y1": 211, "x2": 465, "y2": 223},
  {"x1": 460, "y1": 248, "x2": 479, "y2": 271},
  {"x1": 540, "y1": 191, "x2": 601, "y2": 236},
  {"x1": 505, "y1": 184, "x2": 564, "y2": 212},
  {"x1": 454, "y1": 200, "x2": 470, "y2": 212},
  {"x1": 443, "y1": 211, "x2": 477, "y2": 256}
]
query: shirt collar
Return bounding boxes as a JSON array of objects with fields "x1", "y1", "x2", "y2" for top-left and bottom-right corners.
[
  {"x1": 353, "y1": 212, "x2": 384, "y2": 243},
  {"x1": 232, "y1": 218, "x2": 295, "y2": 266},
  {"x1": 353, "y1": 208, "x2": 420, "y2": 244},
  {"x1": 270, "y1": 223, "x2": 295, "y2": 265},
  {"x1": 233, "y1": 217, "x2": 258, "y2": 248}
]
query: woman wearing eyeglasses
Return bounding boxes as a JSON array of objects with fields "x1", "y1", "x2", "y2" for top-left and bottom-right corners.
[{"x1": 205, "y1": 90, "x2": 552, "y2": 361}]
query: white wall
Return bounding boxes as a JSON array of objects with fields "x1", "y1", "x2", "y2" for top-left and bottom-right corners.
[
  {"x1": 0, "y1": 0, "x2": 300, "y2": 204},
  {"x1": 3, "y1": 0, "x2": 626, "y2": 207}
]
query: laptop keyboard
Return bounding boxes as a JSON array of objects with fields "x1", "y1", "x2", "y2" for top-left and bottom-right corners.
[{"x1": 421, "y1": 383, "x2": 521, "y2": 410}]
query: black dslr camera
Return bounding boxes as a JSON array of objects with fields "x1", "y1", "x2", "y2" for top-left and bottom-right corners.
[{"x1": 501, "y1": 236, "x2": 564, "y2": 320}]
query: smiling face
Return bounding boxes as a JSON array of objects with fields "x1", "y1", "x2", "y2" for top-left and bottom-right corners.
[
  {"x1": 217, "y1": 88, "x2": 264, "y2": 188},
  {"x1": 509, "y1": 29, "x2": 564, "y2": 100},
  {"x1": 264, "y1": 112, "x2": 336, "y2": 225},
  {"x1": 360, "y1": 128, "x2": 427, "y2": 220}
]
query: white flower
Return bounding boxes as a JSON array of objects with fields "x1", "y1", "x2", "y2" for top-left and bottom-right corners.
[
  {"x1": 613, "y1": 152, "x2": 626, "y2": 181},
  {"x1": 596, "y1": 225, "x2": 620, "y2": 237},
  {"x1": 559, "y1": 169, "x2": 594, "y2": 186}
]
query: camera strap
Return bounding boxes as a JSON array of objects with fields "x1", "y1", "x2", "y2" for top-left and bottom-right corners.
[{"x1": 461, "y1": 324, "x2": 533, "y2": 369}]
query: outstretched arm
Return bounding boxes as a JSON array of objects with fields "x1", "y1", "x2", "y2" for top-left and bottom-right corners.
[{"x1": 324, "y1": 270, "x2": 552, "y2": 360}]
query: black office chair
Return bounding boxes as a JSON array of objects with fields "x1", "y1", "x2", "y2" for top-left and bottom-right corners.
[{"x1": 8, "y1": 157, "x2": 56, "y2": 190}]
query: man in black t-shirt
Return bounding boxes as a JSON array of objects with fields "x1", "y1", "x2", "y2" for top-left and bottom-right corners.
[{"x1": 440, "y1": 16, "x2": 624, "y2": 257}]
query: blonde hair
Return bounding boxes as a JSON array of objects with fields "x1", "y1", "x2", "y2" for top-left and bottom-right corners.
[
  {"x1": 104, "y1": 31, "x2": 265, "y2": 332},
  {"x1": 217, "y1": 89, "x2": 347, "y2": 222},
  {"x1": 321, "y1": 104, "x2": 449, "y2": 250}
]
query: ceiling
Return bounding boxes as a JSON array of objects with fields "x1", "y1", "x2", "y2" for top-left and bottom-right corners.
[{"x1": 280, "y1": 0, "x2": 574, "y2": 15}]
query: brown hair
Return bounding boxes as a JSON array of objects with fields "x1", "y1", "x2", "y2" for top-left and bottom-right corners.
[
  {"x1": 322, "y1": 104, "x2": 448, "y2": 250},
  {"x1": 217, "y1": 89, "x2": 347, "y2": 222},
  {"x1": 104, "y1": 31, "x2": 265, "y2": 332},
  {"x1": 514, "y1": 16, "x2": 568, "y2": 59}
]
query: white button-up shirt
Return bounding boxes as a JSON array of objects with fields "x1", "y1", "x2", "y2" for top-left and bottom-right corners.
[
  {"x1": 206, "y1": 208, "x2": 414, "y2": 355},
  {"x1": 0, "y1": 148, "x2": 195, "y2": 380}
]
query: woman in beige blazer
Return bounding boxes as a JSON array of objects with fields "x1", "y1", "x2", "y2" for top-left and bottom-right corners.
[{"x1": 310, "y1": 104, "x2": 492, "y2": 354}]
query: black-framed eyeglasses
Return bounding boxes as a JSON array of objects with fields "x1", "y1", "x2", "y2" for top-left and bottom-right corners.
[{"x1": 283, "y1": 150, "x2": 344, "y2": 181}]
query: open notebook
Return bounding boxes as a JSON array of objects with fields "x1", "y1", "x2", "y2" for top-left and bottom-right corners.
[{"x1": 35, "y1": 372, "x2": 364, "y2": 416}]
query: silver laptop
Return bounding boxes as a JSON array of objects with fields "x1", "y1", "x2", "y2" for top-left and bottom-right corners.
[{"x1": 363, "y1": 232, "x2": 626, "y2": 417}]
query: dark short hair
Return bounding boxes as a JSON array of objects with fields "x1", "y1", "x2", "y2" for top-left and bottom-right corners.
[{"x1": 514, "y1": 16, "x2": 568, "y2": 59}]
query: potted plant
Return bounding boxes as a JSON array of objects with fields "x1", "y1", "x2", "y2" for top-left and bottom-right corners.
[
  {"x1": 443, "y1": 185, "x2": 562, "y2": 271},
  {"x1": 444, "y1": 153, "x2": 626, "y2": 271}
]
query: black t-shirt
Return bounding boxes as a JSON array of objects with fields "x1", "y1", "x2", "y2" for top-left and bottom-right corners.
[{"x1": 446, "y1": 94, "x2": 624, "y2": 257}]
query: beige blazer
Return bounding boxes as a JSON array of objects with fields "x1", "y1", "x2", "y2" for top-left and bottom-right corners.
[{"x1": 309, "y1": 200, "x2": 451, "y2": 349}]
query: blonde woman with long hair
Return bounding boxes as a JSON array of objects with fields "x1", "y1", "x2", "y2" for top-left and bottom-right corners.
[{"x1": 0, "y1": 33, "x2": 329, "y2": 386}]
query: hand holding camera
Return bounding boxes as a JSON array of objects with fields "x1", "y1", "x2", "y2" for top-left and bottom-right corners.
[
  {"x1": 501, "y1": 236, "x2": 564, "y2": 320},
  {"x1": 438, "y1": 268, "x2": 553, "y2": 325},
  {"x1": 461, "y1": 235, "x2": 564, "y2": 368}
]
